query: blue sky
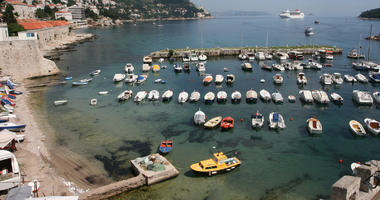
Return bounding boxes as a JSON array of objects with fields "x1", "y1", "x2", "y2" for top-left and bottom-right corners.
[{"x1": 191, "y1": 0, "x2": 377, "y2": 16}]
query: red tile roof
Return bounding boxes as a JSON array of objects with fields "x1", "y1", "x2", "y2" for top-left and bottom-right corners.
[
  {"x1": 5, "y1": 0, "x2": 27, "y2": 6},
  {"x1": 56, "y1": 11, "x2": 70, "y2": 13},
  {"x1": 17, "y1": 19, "x2": 69, "y2": 30}
]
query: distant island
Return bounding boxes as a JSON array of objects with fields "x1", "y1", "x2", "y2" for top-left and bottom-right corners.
[
  {"x1": 359, "y1": 8, "x2": 380, "y2": 19},
  {"x1": 212, "y1": 10, "x2": 269, "y2": 17}
]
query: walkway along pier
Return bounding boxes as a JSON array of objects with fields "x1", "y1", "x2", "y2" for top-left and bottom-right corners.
[
  {"x1": 79, "y1": 154, "x2": 179, "y2": 200},
  {"x1": 149, "y1": 45, "x2": 342, "y2": 59}
]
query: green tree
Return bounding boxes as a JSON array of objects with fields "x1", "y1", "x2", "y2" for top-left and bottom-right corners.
[
  {"x1": 7, "y1": 23, "x2": 25, "y2": 36},
  {"x1": 52, "y1": 0, "x2": 62, "y2": 4},
  {"x1": 67, "y1": 0, "x2": 75, "y2": 7},
  {"x1": 85, "y1": 8, "x2": 99, "y2": 20},
  {"x1": 35, "y1": 8, "x2": 48, "y2": 18},
  {"x1": 2, "y1": 4, "x2": 17, "y2": 24}
]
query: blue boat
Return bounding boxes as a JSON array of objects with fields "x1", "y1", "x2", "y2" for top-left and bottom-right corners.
[
  {"x1": 0, "y1": 123, "x2": 26, "y2": 132},
  {"x1": 161, "y1": 80, "x2": 166, "y2": 84},
  {"x1": 1, "y1": 99, "x2": 12, "y2": 105},
  {"x1": 158, "y1": 140, "x2": 173, "y2": 154},
  {"x1": 7, "y1": 94, "x2": 16, "y2": 100},
  {"x1": 370, "y1": 73, "x2": 380, "y2": 83},
  {"x1": 65, "y1": 77, "x2": 73, "y2": 80},
  {"x1": 9, "y1": 90, "x2": 23, "y2": 95},
  {"x1": 7, "y1": 80, "x2": 15, "y2": 89}
]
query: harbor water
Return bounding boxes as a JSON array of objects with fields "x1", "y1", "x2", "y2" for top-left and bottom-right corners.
[{"x1": 46, "y1": 16, "x2": 380, "y2": 199}]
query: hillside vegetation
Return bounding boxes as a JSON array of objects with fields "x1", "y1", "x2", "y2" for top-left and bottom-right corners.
[{"x1": 360, "y1": 8, "x2": 380, "y2": 19}]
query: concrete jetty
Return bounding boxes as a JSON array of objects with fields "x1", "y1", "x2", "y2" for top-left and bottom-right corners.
[
  {"x1": 80, "y1": 154, "x2": 179, "y2": 200},
  {"x1": 149, "y1": 45, "x2": 342, "y2": 59}
]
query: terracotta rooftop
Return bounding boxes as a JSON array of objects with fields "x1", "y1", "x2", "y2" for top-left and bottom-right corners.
[
  {"x1": 5, "y1": 0, "x2": 27, "y2": 6},
  {"x1": 56, "y1": 11, "x2": 70, "y2": 13},
  {"x1": 17, "y1": 19, "x2": 69, "y2": 30}
]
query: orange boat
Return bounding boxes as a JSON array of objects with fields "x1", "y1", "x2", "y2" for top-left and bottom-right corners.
[
  {"x1": 220, "y1": 117, "x2": 234, "y2": 129},
  {"x1": 203, "y1": 75, "x2": 213, "y2": 85}
]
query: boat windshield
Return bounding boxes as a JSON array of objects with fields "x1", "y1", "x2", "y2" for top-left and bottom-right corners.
[{"x1": 273, "y1": 113, "x2": 279, "y2": 122}]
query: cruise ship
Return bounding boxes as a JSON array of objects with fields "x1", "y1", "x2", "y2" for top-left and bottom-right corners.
[{"x1": 279, "y1": 9, "x2": 304, "y2": 19}]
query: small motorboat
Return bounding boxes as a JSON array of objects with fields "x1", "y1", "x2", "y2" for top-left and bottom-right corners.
[
  {"x1": 261, "y1": 64, "x2": 273, "y2": 71},
  {"x1": 320, "y1": 73, "x2": 332, "y2": 85},
  {"x1": 158, "y1": 140, "x2": 173, "y2": 154},
  {"x1": 238, "y1": 53, "x2": 247, "y2": 60},
  {"x1": 247, "y1": 52, "x2": 255, "y2": 61},
  {"x1": 355, "y1": 73, "x2": 368, "y2": 83},
  {"x1": 190, "y1": 90, "x2": 201, "y2": 102},
  {"x1": 255, "y1": 52, "x2": 265, "y2": 60},
  {"x1": 54, "y1": 100, "x2": 68, "y2": 106},
  {"x1": 273, "y1": 74, "x2": 283, "y2": 84},
  {"x1": 190, "y1": 152, "x2": 241, "y2": 176},
  {"x1": 349, "y1": 120, "x2": 367, "y2": 136},
  {"x1": 199, "y1": 53, "x2": 207, "y2": 61},
  {"x1": 148, "y1": 90, "x2": 160, "y2": 101},
  {"x1": 288, "y1": 95, "x2": 296, "y2": 103},
  {"x1": 190, "y1": 53, "x2": 199, "y2": 62},
  {"x1": 124, "y1": 63, "x2": 134, "y2": 73},
  {"x1": 174, "y1": 63, "x2": 183, "y2": 72},
  {"x1": 283, "y1": 62, "x2": 294, "y2": 70},
  {"x1": 98, "y1": 91, "x2": 108, "y2": 95},
  {"x1": 154, "y1": 79, "x2": 162, "y2": 83},
  {"x1": 241, "y1": 62, "x2": 253, "y2": 71},
  {"x1": 347, "y1": 49, "x2": 365, "y2": 59},
  {"x1": 162, "y1": 90, "x2": 174, "y2": 102},
  {"x1": 90, "y1": 69, "x2": 101, "y2": 76},
  {"x1": 9, "y1": 90, "x2": 22, "y2": 95},
  {"x1": 251, "y1": 111, "x2": 264, "y2": 128},
  {"x1": 0, "y1": 114, "x2": 16, "y2": 122},
  {"x1": 373, "y1": 91, "x2": 380, "y2": 104},
  {"x1": 231, "y1": 91, "x2": 241, "y2": 103},
  {"x1": 330, "y1": 92, "x2": 344, "y2": 104},
  {"x1": 275, "y1": 52, "x2": 288, "y2": 60},
  {"x1": 364, "y1": 118, "x2": 380, "y2": 135},
  {"x1": 117, "y1": 90, "x2": 133, "y2": 101},
  {"x1": 226, "y1": 74, "x2": 235, "y2": 84},
  {"x1": 90, "y1": 98, "x2": 97, "y2": 105},
  {"x1": 352, "y1": 62, "x2": 370, "y2": 71},
  {"x1": 142, "y1": 64, "x2": 151, "y2": 72},
  {"x1": 194, "y1": 109, "x2": 206, "y2": 125},
  {"x1": 312, "y1": 90, "x2": 330, "y2": 104},
  {"x1": 79, "y1": 78, "x2": 93, "y2": 83},
  {"x1": 143, "y1": 56, "x2": 153, "y2": 64},
  {"x1": 332, "y1": 73, "x2": 343, "y2": 84},
  {"x1": 259, "y1": 89, "x2": 271, "y2": 102},
  {"x1": 292, "y1": 61, "x2": 304, "y2": 70},
  {"x1": 215, "y1": 75, "x2": 224, "y2": 84},
  {"x1": 352, "y1": 90, "x2": 373, "y2": 105},
  {"x1": 246, "y1": 89, "x2": 257, "y2": 103},
  {"x1": 369, "y1": 71, "x2": 380, "y2": 83},
  {"x1": 203, "y1": 75, "x2": 213, "y2": 85},
  {"x1": 220, "y1": 116, "x2": 234, "y2": 130},
  {"x1": 306, "y1": 117, "x2": 322, "y2": 134},
  {"x1": 134, "y1": 91, "x2": 147, "y2": 102},
  {"x1": 269, "y1": 112, "x2": 286, "y2": 129},
  {"x1": 299, "y1": 90, "x2": 313, "y2": 103},
  {"x1": 158, "y1": 58, "x2": 165, "y2": 63},
  {"x1": 152, "y1": 64, "x2": 160, "y2": 72},
  {"x1": 297, "y1": 72, "x2": 307, "y2": 85},
  {"x1": 136, "y1": 75, "x2": 148, "y2": 84},
  {"x1": 113, "y1": 73, "x2": 126, "y2": 82},
  {"x1": 183, "y1": 63, "x2": 190, "y2": 71},
  {"x1": 260, "y1": 78, "x2": 265, "y2": 83},
  {"x1": 196, "y1": 62, "x2": 206, "y2": 72},
  {"x1": 125, "y1": 74, "x2": 138, "y2": 83},
  {"x1": 272, "y1": 64, "x2": 285, "y2": 71},
  {"x1": 308, "y1": 61, "x2": 323, "y2": 69},
  {"x1": 204, "y1": 116, "x2": 222, "y2": 129},
  {"x1": 183, "y1": 54, "x2": 190, "y2": 62},
  {"x1": 272, "y1": 92, "x2": 284, "y2": 103},
  {"x1": 344, "y1": 74, "x2": 357, "y2": 83},
  {"x1": 265, "y1": 53, "x2": 273, "y2": 60},
  {"x1": 72, "y1": 81, "x2": 88, "y2": 86},
  {"x1": 204, "y1": 92, "x2": 215, "y2": 103},
  {"x1": 305, "y1": 26, "x2": 315, "y2": 36},
  {"x1": 65, "y1": 77, "x2": 73, "y2": 80},
  {"x1": 224, "y1": 68, "x2": 229, "y2": 72},
  {"x1": 217, "y1": 91, "x2": 227, "y2": 102},
  {"x1": 0, "y1": 122, "x2": 26, "y2": 132},
  {"x1": 178, "y1": 91, "x2": 189, "y2": 104}
]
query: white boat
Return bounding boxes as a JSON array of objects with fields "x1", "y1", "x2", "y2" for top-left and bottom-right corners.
[
  {"x1": 90, "y1": 98, "x2": 97, "y2": 105},
  {"x1": 113, "y1": 73, "x2": 126, "y2": 82},
  {"x1": 332, "y1": 73, "x2": 343, "y2": 84},
  {"x1": 273, "y1": 74, "x2": 283, "y2": 84},
  {"x1": 194, "y1": 109, "x2": 206, "y2": 125},
  {"x1": 251, "y1": 111, "x2": 264, "y2": 128},
  {"x1": 288, "y1": 95, "x2": 296, "y2": 103},
  {"x1": 364, "y1": 118, "x2": 380, "y2": 135},
  {"x1": 143, "y1": 56, "x2": 153, "y2": 64},
  {"x1": 260, "y1": 89, "x2": 271, "y2": 102},
  {"x1": 369, "y1": 70, "x2": 380, "y2": 83},
  {"x1": 0, "y1": 114, "x2": 16, "y2": 122},
  {"x1": 0, "y1": 150, "x2": 21, "y2": 191},
  {"x1": 162, "y1": 90, "x2": 174, "y2": 101},
  {"x1": 297, "y1": 72, "x2": 307, "y2": 85},
  {"x1": 174, "y1": 63, "x2": 183, "y2": 72},
  {"x1": 272, "y1": 92, "x2": 284, "y2": 103},
  {"x1": 305, "y1": 27, "x2": 315, "y2": 36},
  {"x1": 260, "y1": 78, "x2": 265, "y2": 83},
  {"x1": 238, "y1": 53, "x2": 247, "y2": 60},
  {"x1": 306, "y1": 118, "x2": 322, "y2": 134},
  {"x1": 241, "y1": 62, "x2": 253, "y2": 71},
  {"x1": 269, "y1": 112, "x2": 286, "y2": 129},
  {"x1": 134, "y1": 91, "x2": 147, "y2": 102},
  {"x1": 148, "y1": 90, "x2": 160, "y2": 101},
  {"x1": 0, "y1": 122, "x2": 26, "y2": 132},
  {"x1": 178, "y1": 91, "x2": 189, "y2": 103},
  {"x1": 98, "y1": 91, "x2": 108, "y2": 95},
  {"x1": 283, "y1": 62, "x2": 294, "y2": 70},
  {"x1": 353, "y1": 90, "x2": 373, "y2": 105},
  {"x1": 136, "y1": 75, "x2": 148, "y2": 84},
  {"x1": 279, "y1": 9, "x2": 304, "y2": 19},
  {"x1": 330, "y1": 92, "x2": 344, "y2": 104},
  {"x1": 204, "y1": 116, "x2": 222, "y2": 128},
  {"x1": 90, "y1": 69, "x2": 101, "y2": 76},
  {"x1": 154, "y1": 79, "x2": 162, "y2": 83},
  {"x1": 79, "y1": 78, "x2": 93, "y2": 83},
  {"x1": 190, "y1": 53, "x2": 199, "y2": 62},
  {"x1": 349, "y1": 120, "x2": 367, "y2": 136},
  {"x1": 373, "y1": 91, "x2": 380, "y2": 104},
  {"x1": 344, "y1": 74, "x2": 357, "y2": 83},
  {"x1": 246, "y1": 89, "x2": 257, "y2": 102},
  {"x1": 272, "y1": 64, "x2": 285, "y2": 71},
  {"x1": 54, "y1": 100, "x2": 68, "y2": 106},
  {"x1": 3, "y1": 105, "x2": 13, "y2": 113},
  {"x1": 196, "y1": 62, "x2": 206, "y2": 72},
  {"x1": 226, "y1": 74, "x2": 235, "y2": 84},
  {"x1": 204, "y1": 92, "x2": 215, "y2": 103},
  {"x1": 124, "y1": 63, "x2": 134, "y2": 73},
  {"x1": 158, "y1": 58, "x2": 164, "y2": 63},
  {"x1": 142, "y1": 64, "x2": 151, "y2": 72},
  {"x1": 247, "y1": 52, "x2": 255, "y2": 61},
  {"x1": 231, "y1": 91, "x2": 242, "y2": 103},
  {"x1": 265, "y1": 53, "x2": 273, "y2": 60},
  {"x1": 312, "y1": 90, "x2": 330, "y2": 104},
  {"x1": 255, "y1": 52, "x2": 265, "y2": 60},
  {"x1": 320, "y1": 73, "x2": 333, "y2": 85},
  {"x1": 125, "y1": 74, "x2": 138, "y2": 83},
  {"x1": 292, "y1": 61, "x2": 304, "y2": 70},
  {"x1": 299, "y1": 90, "x2": 313, "y2": 103},
  {"x1": 72, "y1": 81, "x2": 89, "y2": 86},
  {"x1": 355, "y1": 73, "x2": 368, "y2": 83},
  {"x1": 308, "y1": 61, "x2": 323, "y2": 69},
  {"x1": 352, "y1": 62, "x2": 370, "y2": 71},
  {"x1": 117, "y1": 90, "x2": 133, "y2": 101},
  {"x1": 183, "y1": 54, "x2": 190, "y2": 62},
  {"x1": 215, "y1": 75, "x2": 224, "y2": 84},
  {"x1": 217, "y1": 91, "x2": 227, "y2": 102},
  {"x1": 190, "y1": 90, "x2": 201, "y2": 102},
  {"x1": 275, "y1": 52, "x2": 288, "y2": 60},
  {"x1": 199, "y1": 53, "x2": 207, "y2": 61}
]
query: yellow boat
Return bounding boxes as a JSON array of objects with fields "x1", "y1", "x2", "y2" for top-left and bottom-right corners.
[
  {"x1": 204, "y1": 116, "x2": 222, "y2": 128},
  {"x1": 190, "y1": 152, "x2": 241, "y2": 176},
  {"x1": 152, "y1": 65, "x2": 160, "y2": 72}
]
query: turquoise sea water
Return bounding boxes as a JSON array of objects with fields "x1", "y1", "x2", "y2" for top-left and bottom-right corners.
[{"x1": 46, "y1": 16, "x2": 380, "y2": 199}]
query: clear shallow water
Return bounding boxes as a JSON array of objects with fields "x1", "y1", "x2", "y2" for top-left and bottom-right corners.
[{"x1": 47, "y1": 16, "x2": 380, "y2": 199}]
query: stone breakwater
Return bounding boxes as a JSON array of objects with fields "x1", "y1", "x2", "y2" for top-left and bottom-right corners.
[{"x1": 150, "y1": 45, "x2": 342, "y2": 59}]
